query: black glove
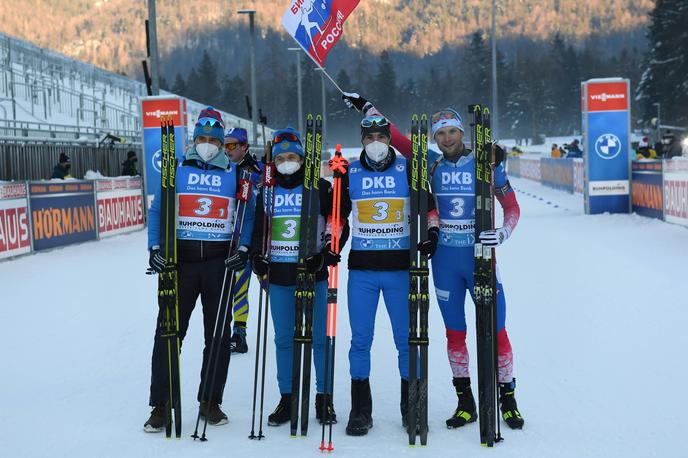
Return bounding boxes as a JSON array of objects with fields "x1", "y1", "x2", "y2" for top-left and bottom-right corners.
[
  {"x1": 238, "y1": 152, "x2": 261, "y2": 174},
  {"x1": 417, "y1": 227, "x2": 439, "y2": 258},
  {"x1": 492, "y1": 142, "x2": 505, "y2": 166},
  {"x1": 341, "y1": 91, "x2": 371, "y2": 112},
  {"x1": 251, "y1": 253, "x2": 269, "y2": 277},
  {"x1": 148, "y1": 248, "x2": 167, "y2": 273},
  {"x1": 225, "y1": 246, "x2": 249, "y2": 271},
  {"x1": 304, "y1": 252, "x2": 324, "y2": 274},
  {"x1": 321, "y1": 235, "x2": 341, "y2": 266}
]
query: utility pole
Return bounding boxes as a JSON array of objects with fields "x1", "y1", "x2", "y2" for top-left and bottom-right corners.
[
  {"x1": 491, "y1": 0, "x2": 499, "y2": 137},
  {"x1": 239, "y1": 10, "x2": 258, "y2": 146},
  {"x1": 147, "y1": 0, "x2": 160, "y2": 95},
  {"x1": 288, "y1": 48, "x2": 304, "y2": 135}
]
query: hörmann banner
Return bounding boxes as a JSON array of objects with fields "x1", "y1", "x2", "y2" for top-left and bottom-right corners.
[
  {"x1": 28, "y1": 181, "x2": 97, "y2": 251},
  {"x1": 631, "y1": 160, "x2": 663, "y2": 220},
  {"x1": 96, "y1": 177, "x2": 145, "y2": 237},
  {"x1": 581, "y1": 78, "x2": 631, "y2": 214},
  {"x1": 0, "y1": 183, "x2": 31, "y2": 260},
  {"x1": 141, "y1": 96, "x2": 187, "y2": 208}
]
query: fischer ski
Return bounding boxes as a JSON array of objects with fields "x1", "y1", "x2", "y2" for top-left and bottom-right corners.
[
  {"x1": 408, "y1": 114, "x2": 430, "y2": 446},
  {"x1": 156, "y1": 116, "x2": 182, "y2": 439},
  {"x1": 470, "y1": 104, "x2": 502, "y2": 447},
  {"x1": 291, "y1": 114, "x2": 322, "y2": 437}
]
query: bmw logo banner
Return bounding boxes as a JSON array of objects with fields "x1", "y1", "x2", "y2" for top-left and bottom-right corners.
[{"x1": 581, "y1": 78, "x2": 631, "y2": 214}]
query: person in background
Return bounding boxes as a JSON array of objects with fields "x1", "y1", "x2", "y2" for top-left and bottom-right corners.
[
  {"x1": 224, "y1": 127, "x2": 255, "y2": 354},
  {"x1": 636, "y1": 137, "x2": 656, "y2": 160},
  {"x1": 551, "y1": 143, "x2": 561, "y2": 158},
  {"x1": 564, "y1": 139, "x2": 583, "y2": 158},
  {"x1": 52, "y1": 153, "x2": 72, "y2": 179},
  {"x1": 663, "y1": 132, "x2": 683, "y2": 158},
  {"x1": 121, "y1": 151, "x2": 139, "y2": 176}
]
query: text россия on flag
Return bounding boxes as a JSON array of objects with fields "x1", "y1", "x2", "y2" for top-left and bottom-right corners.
[{"x1": 281, "y1": 0, "x2": 361, "y2": 66}]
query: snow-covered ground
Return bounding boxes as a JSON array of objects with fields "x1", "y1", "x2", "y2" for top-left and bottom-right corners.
[{"x1": 1, "y1": 177, "x2": 686, "y2": 457}]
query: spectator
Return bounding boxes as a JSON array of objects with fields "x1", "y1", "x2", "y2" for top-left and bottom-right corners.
[
  {"x1": 551, "y1": 143, "x2": 561, "y2": 158},
  {"x1": 564, "y1": 139, "x2": 583, "y2": 158},
  {"x1": 51, "y1": 153, "x2": 72, "y2": 179},
  {"x1": 663, "y1": 132, "x2": 683, "y2": 158},
  {"x1": 636, "y1": 137, "x2": 656, "y2": 160},
  {"x1": 121, "y1": 151, "x2": 139, "y2": 176}
]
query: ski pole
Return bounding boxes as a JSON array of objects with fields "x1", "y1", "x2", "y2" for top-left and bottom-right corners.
[{"x1": 320, "y1": 144, "x2": 347, "y2": 452}]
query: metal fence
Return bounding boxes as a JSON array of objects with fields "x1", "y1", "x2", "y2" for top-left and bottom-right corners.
[{"x1": 0, "y1": 142, "x2": 141, "y2": 181}]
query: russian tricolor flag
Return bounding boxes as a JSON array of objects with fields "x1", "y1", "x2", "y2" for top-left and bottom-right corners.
[{"x1": 281, "y1": 0, "x2": 361, "y2": 66}]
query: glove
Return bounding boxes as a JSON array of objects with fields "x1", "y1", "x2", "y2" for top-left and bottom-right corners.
[
  {"x1": 238, "y1": 152, "x2": 261, "y2": 174},
  {"x1": 251, "y1": 253, "x2": 270, "y2": 277},
  {"x1": 148, "y1": 248, "x2": 167, "y2": 273},
  {"x1": 492, "y1": 142, "x2": 505, "y2": 166},
  {"x1": 225, "y1": 246, "x2": 249, "y2": 271},
  {"x1": 321, "y1": 235, "x2": 341, "y2": 266},
  {"x1": 304, "y1": 252, "x2": 324, "y2": 274},
  {"x1": 418, "y1": 227, "x2": 439, "y2": 258},
  {"x1": 341, "y1": 92, "x2": 371, "y2": 112},
  {"x1": 478, "y1": 227, "x2": 510, "y2": 247}
]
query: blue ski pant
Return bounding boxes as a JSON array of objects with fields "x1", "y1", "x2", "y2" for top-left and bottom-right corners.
[
  {"x1": 269, "y1": 281, "x2": 328, "y2": 394},
  {"x1": 347, "y1": 269, "x2": 411, "y2": 380}
]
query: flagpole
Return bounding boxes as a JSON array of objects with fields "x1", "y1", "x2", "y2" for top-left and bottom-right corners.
[{"x1": 298, "y1": 46, "x2": 344, "y2": 94}]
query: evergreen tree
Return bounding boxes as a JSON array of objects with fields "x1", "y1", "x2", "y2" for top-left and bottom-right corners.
[
  {"x1": 171, "y1": 72, "x2": 187, "y2": 96},
  {"x1": 463, "y1": 31, "x2": 490, "y2": 106},
  {"x1": 195, "y1": 50, "x2": 222, "y2": 107},
  {"x1": 373, "y1": 50, "x2": 398, "y2": 115},
  {"x1": 637, "y1": 0, "x2": 688, "y2": 125}
]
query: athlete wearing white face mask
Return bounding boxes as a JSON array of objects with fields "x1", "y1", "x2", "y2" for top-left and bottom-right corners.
[{"x1": 335, "y1": 115, "x2": 437, "y2": 436}]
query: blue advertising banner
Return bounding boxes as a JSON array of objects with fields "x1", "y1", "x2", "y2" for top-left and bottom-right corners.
[
  {"x1": 541, "y1": 158, "x2": 575, "y2": 192},
  {"x1": 582, "y1": 79, "x2": 631, "y2": 214},
  {"x1": 631, "y1": 160, "x2": 663, "y2": 220},
  {"x1": 29, "y1": 181, "x2": 97, "y2": 251}
]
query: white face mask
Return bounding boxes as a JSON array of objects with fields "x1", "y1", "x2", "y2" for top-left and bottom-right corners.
[
  {"x1": 277, "y1": 160, "x2": 301, "y2": 175},
  {"x1": 364, "y1": 141, "x2": 388, "y2": 163},
  {"x1": 195, "y1": 142, "x2": 220, "y2": 162}
]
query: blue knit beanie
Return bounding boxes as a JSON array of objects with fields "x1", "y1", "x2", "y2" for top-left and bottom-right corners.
[{"x1": 193, "y1": 107, "x2": 225, "y2": 145}]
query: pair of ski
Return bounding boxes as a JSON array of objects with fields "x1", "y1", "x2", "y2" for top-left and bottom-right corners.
[
  {"x1": 470, "y1": 104, "x2": 503, "y2": 447},
  {"x1": 290, "y1": 114, "x2": 323, "y2": 438},
  {"x1": 408, "y1": 114, "x2": 430, "y2": 446},
  {"x1": 157, "y1": 117, "x2": 182, "y2": 439}
]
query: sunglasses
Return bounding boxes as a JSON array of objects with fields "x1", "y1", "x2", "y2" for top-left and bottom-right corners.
[
  {"x1": 273, "y1": 132, "x2": 300, "y2": 144},
  {"x1": 431, "y1": 109, "x2": 462, "y2": 124},
  {"x1": 361, "y1": 116, "x2": 389, "y2": 128},
  {"x1": 196, "y1": 117, "x2": 224, "y2": 128},
  {"x1": 224, "y1": 142, "x2": 245, "y2": 151}
]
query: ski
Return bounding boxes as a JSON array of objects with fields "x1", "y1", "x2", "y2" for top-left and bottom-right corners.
[
  {"x1": 291, "y1": 114, "x2": 320, "y2": 437},
  {"x1": 470, "y1": 104, "x2": 502, "y2": 447},
  {"x1": 408, "y1": 114, "x2": 430, "y2": 446},
  {"x1": 300, "y1": 114, "x2": 322, "y2": 437},
  {"x1": 319, "y1": 144, "x2": 348, "y2": 452},
  {"x1": 157, "y1": 116, "x2": 182, "y2": 439},
  {"x1": 192, "y1": 162, "x2": 255, "y2": 442},
  {"x1": 418, "y1": 114, "x2": 430, "y2": 446}
]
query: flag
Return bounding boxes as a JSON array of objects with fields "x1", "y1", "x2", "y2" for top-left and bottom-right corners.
[{"x1": 281, "y1": 0, "x2": 361, "y2": 66}]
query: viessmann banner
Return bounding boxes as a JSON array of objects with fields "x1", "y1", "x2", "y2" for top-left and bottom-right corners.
[
  {"x1": 28, "y1": 181, "x2": 98, "y2": 251},
  {"x1": 581, "y1": 78, "x2": 631, "y2": 214},
  {"x1": 631, "y1": 160, "x2": 663, "y2": 220}
]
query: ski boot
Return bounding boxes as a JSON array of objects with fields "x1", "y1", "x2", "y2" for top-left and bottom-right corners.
[
  {"x1": 315, "y1": 393, "x2": 337, "y2": 425},
  {"x1": 230, "y1": 326, "x2": 248, "y2": 354},
  {"x1": 199, "y1": 401, "x2": 228, "y2": 426},
  {"x1": 446, "y1": 377, "x2": 477, "y2": 428},
  {"x1": 499, "y1": 378, "x2": 524, "y2": 429},
  {"x1": 267, "y1": 394, "x2": 291, "y2": 426},
  {"x1": 143, "y1": 405, "x2": 166, "y2": 433},
  {"x1": 345, "y1": 379, "x2": 373, "y2": 436}
]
